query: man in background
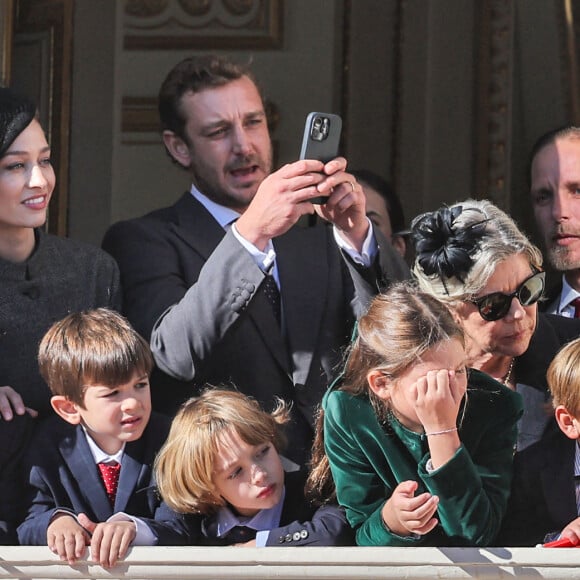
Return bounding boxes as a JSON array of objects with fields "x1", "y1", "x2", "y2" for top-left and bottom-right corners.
[
  {"x1": 530, "y1": 126, "x2": 580, "y2": 316},
  {"x1": 102, "y1": 55, "x2": 408, "y2": 466},
  {"x1": 351, "y1": 169, "x2": 410, "y2": 263}
]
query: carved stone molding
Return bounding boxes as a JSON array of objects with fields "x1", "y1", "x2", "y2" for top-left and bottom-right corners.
[
  {"x1": 391, "y1": 0, "x2": 404, "y2": 200},
  {"x1": 475, "y1": 0, "x2": 514, "y2": 211},
  {"x1": 0, "y1": 0, "x2": 13, "y2": 86},
  {"x1": 123, "y1": 0, "x2": 283, "y2": 50},
  {"x1": 12, "y1": 0, "x2": 73, "y2": 236},
  {"x1": 562, "y1": 0, "x2": 580, "y2": 123}
]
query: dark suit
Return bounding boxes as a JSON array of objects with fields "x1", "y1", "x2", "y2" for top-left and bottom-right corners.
[
  {"x1": 0, "y1": 414, "x2": 35, "y2": 544},
  {"x1": 516, "y1": 313, "x2": 580, "y2": 391},
  {"x1": 497, "y1": 424, "x2": 578, "y2": 546},
  {"x1": 102, "y1": 193, "x2": 409, "y2": 465},
  {"x1": 17, "y1": 413, "x2": 189, "y2": 546},
  {"x1": 539, "y1": 278, "x2": 563, "y2": 314},
  {"x1": 513, "y1": 313, "x2": 580, "y2": 450},
  {"x1": 539, "y1": 274, "x2": 580, "y2": 316},
  {"x1": 195, "y1": 470, "x2": 354, "y2": 547}
]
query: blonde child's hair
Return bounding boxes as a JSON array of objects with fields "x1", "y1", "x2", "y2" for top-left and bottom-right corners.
[
  {"x1": 547, "y1": 337, "x2": 580, "y2": 412},
  {"x1": 155, "y1": 388, "x2": 290, "y2": 515},
  {"x1": 38, "y1": 308, "x2": 153, "y2": 407}
]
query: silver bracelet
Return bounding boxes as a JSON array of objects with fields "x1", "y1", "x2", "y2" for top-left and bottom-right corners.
[{"x1": 424, "y1": 427, "x2": 458, "y2": 436}]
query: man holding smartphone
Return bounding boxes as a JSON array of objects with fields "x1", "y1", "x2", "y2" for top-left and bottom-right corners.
[{"x1": 102, "y1": 55, "x2": 408, "y2": 467}]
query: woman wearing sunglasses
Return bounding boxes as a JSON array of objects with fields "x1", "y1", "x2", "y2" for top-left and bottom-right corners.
[{"x1": 411, "y1": 199, "x2": 580, "y2": 451}]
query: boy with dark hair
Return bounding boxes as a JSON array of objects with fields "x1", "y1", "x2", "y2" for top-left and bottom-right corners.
[{"x1": 18, "y1": 309, "x2": 189, "y2": 567}]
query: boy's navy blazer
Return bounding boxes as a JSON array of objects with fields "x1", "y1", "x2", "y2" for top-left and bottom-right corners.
[
  {"x1": 192, "y1": 469, "x2": 354, "y2": 547},
  {"x1": 17, "y1": 412, "x2": 189, "y2": 546},
  {"x1": 265, "y1": 470, "x2": 353, "y2": 546},
  {"x1": 497, "y1": 423, "x2": 578, "y2": 546}
]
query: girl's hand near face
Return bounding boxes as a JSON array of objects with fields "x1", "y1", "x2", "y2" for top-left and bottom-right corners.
[
  {"x1": 414, "y1": 369, "x2": 465, "y2": 433},
  {"x1": 414, "y1": 368, "x2": 466, "y2": 470},
  {"x1": 381, "y1": 480, "x2": 439, "y2": 537}
]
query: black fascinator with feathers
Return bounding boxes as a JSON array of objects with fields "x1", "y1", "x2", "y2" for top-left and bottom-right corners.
[{"x1": 411, "y1": 206, "x2": 488, "y2": 285}]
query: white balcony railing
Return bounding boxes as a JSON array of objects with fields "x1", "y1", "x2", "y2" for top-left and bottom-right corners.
[{"x1": 0, "y1": 546, "x2": 579, "y2": 579}]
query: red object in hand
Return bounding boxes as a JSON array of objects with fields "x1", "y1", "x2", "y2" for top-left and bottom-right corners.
[{"x1": 543, "y1": 536, "x2": 580, "y2": 548}]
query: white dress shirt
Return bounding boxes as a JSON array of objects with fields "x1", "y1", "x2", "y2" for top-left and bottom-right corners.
[
  {"x1": 555, "y1": 276, "x2": 580, "y2": 318},
  {"x1": 190, "y1": 184, "x2": 378, "y2": 283}
]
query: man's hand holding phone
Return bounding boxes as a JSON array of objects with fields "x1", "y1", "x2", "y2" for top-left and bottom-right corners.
[
  {"x1": 297, "y1": 112, "x2": 369, "y2": 249},
  {"x1": 235, "y1": 158, "x2": 327, "y2": 250},
  {"x1": 314, "y1": 159, "x2": 370, "y2": 252},
  {"x1": 236, "y1": 112, "x2": 368, "y2": 252}
]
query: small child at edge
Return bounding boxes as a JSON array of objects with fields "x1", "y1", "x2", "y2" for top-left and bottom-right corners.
[{"x1": 499, "y1": 336, "x2": 580, "y2": 546}]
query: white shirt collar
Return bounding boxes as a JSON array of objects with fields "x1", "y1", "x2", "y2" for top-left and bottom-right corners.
[
  {"x1": 81, "y1": 425, "x2": 125, "y2": 465},
  {"x1": 190, "y1": 183, "x2": 278, "y2": 274},
  {"x1": 202, "y1": 486, "x2": 286, "y2": 538},
  {"x1": 557, "y1": 275, "x2": 580, "y2": 315},
  {"x1": 190, "y1": 184, "x2": 241, "y2": 229}
]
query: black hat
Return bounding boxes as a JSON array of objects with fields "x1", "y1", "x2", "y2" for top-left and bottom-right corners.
[{"x1": 0, "y1": 87, "x2": 37, "y2": 158}]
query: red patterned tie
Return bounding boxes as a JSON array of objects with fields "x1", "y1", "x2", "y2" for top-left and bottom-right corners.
[
  {"x1": 572, "y1": 297, "x2": 580, "y2": 319},
  {"x1": 98, "y1": 462, "x2": 121, "y2": 506}
]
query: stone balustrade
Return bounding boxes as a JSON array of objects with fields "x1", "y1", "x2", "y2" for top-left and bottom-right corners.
[{"x1": 0, "y1": 546, "x2": 579, "y2": 579}]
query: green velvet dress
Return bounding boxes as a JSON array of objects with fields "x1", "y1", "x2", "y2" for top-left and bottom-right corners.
[{"x1": 323, "y1": 369, "x2": 523, "y2": 547}]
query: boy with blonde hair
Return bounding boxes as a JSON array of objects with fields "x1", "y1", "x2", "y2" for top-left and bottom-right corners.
[
  {"x1": 18, "y1": 309, "x2": 189, "y2": 567},
  {"x1": 155, "y1": 388, "x2": 353, "y2": 546},
  {"x1": 499, "y1": 336, "x2": 580, "y2": 545}
]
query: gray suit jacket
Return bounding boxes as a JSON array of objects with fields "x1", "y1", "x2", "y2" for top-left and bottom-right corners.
[{"x1": 103, "y1": 193, "x2": 409, "y2": 465}]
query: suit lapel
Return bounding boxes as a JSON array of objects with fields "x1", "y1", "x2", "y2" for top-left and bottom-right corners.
[
  {"x1": 276, "y1": 226, "x2": 329, "y2": 385},
  {"x1": 171, "y1": 193, "x2": 228, "y2": 260},
  {"x1": 173, "y1": 193, "x2": 292, "y2": 374},
  {"x1": 540, "y1": 278, "x2": 563, "y2": 314},
  {"x1": 115, "y1": 437, "x2": 147, "y2": 513},
  {"x1": 62, "y1": 426, "x2": 112, "y2": 520},
  {"x1": 167, "y1": 194, "x2": 326, "y2": 379}
]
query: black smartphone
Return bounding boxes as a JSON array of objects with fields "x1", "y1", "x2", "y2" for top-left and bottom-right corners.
[{"x1": 299, "y1": 112, "x2": 342, "y2": 204}]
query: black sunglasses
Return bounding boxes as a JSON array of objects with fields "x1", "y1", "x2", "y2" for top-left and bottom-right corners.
[{"x1": 469, "y1": 270, "x2": 546, "y2": 322}]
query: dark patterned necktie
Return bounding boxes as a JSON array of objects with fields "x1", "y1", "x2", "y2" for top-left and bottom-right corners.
[
  {"x1": 571, "y1": 297, "x2": 580, "y2": 318},
  {"x1": 263, "y1": 274, "x2": 281, "y2": 324},
  {"x1": 225, "y1": 525, "x2": 257, "y2": 544},
  {"x1": 98, "y1": 461, "x2": 121, "y2": 506}
]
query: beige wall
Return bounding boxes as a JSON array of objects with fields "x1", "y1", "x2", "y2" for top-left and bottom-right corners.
[
  {"x1": 67, "y1": 1, "x2": 118, "y2": 244},
  {"x1": 63, "y1": 0, "x2": 577, "y2": 247},
  {"x1": 68, "y1": 0, "x2": 346, "y2": 244}
]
